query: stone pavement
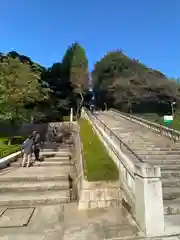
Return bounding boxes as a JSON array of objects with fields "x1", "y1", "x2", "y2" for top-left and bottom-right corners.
[{"x1": 0, "y1": 203, "x2": 139, "y2": 239}]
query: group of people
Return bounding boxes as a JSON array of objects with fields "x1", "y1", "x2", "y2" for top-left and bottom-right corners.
[{"x1": 20, "y1": 131, "x2": 41, "y2": 167}]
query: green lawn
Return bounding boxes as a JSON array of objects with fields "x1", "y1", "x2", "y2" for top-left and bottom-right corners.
[
  {"x1": 135, "y1": 113, "x2": 180, "y2": 131},
  {"x1": 79, "y1": 119, "x2": 119, "y2": 181},
  {"x1": 0, "y1": 137, "x2": 22, "y2": 158}
]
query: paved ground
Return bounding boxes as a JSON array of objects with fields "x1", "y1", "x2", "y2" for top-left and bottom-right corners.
[{"x1": 0, "y1": 203, "x2": 141, "y2": 239}]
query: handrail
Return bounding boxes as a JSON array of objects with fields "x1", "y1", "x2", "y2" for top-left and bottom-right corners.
[
  {"x1": 86, "y1": 110, "x2": 144, "y2": 164},
  {"x1": 111, "y1": 108, "x2": 180, "y2": 142}
]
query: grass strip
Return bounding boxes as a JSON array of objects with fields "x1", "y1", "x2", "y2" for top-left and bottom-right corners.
[{"x1": 79, "y1": 118, "x2": 119, "y2": 181}]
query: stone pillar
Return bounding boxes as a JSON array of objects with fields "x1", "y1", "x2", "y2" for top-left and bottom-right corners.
[
  {"x1": 70, "y1": 108, "x2": 73, "y2": 122},
  {"x1": 135, "y1": 163, "x2": 164, "y2": 236}
]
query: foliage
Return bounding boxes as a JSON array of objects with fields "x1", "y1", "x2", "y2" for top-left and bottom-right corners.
[
  {"x1": 61, "y1": 42, "x2": 89, "y2": 93},
  {"x1": 0, "y1": 52, "x2": 49, "y2": 122},
  {"x1": 0, "y1": 42, "x2": 90, "y2": 123},
  {"x1": 0, "y1": 136, "x2": 21, "y2": 158},
  {"x1": 79, "y1": 118, "x2": 119, "y2": 181},
  {"x1": 92, "y1": 51, "x2": 180, "y2": 113}
]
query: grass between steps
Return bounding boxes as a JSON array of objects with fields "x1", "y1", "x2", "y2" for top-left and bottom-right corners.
[{"x1": 78, "y1": 119, "x2": 119, "y2": 181}]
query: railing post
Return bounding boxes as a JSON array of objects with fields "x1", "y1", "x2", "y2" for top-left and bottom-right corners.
[{"x1": 134, "y1": 163, "x2": 164, "y2": 236}]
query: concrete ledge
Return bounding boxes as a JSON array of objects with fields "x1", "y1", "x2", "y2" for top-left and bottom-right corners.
[
  {"x1": 0, "y1": 151, "x2": 21, "y2": 169},
  {"x1": 78, "y1": 179, "x2": 122, "y2": 209},
  {"x1": 135, "y1": 163, "x2": 161, "y2": 178}
]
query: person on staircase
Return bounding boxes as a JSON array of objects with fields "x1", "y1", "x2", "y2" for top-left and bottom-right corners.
[
  {"x1": 21, "y1": 135, "x2": 34, "y2": 167},
  {"x1": 32, "y1": 131, "x2": 41, "y2": 162}
]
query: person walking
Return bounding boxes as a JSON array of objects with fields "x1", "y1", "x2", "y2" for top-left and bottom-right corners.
[
  {"x1": 32, "y1": 131, "x2": 41, "y2": 162},
  {"x1": 21, "y1": 135, "x2": 34, "y2": 167}
]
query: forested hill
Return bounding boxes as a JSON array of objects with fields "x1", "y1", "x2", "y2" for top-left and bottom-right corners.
[
  {"x1": 92, "y1": 51, "x2": 180, "y2": 114},
  {"x1": 0, "y1": 42, "x2": 89, "y2": 123}
]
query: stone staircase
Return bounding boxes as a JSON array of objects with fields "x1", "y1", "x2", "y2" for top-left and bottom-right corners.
[
  {"x1": 0, "y1": 142, "x2": 75, "y2": 207},
  {"x1": 97, "y1": 110, "x2": 180, "y2": 215}
]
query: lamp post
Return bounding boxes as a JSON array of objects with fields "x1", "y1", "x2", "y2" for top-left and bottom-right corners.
[
  {"x1": 104, "y1": 103, "x2": 107, "y2": 111},
  {"x1": 171, "y1": 101, "x2": 176, "y2": 117},
  {"x1": 76, "y1": 91, "x2": 84, "y2": 119}
]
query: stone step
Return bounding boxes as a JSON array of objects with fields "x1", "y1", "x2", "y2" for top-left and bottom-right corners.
[
  {"x1": 130, "y1": 155, "x2": 180, "y2": 161},
  {"x1": 0, "y1": 190, "x2": 70, "y2": 206},
  {"x1": 11, "y1": 160, "x2": 71, "y2": 167},
  {"x1": 42, "y1": 155, "x2": 70, "y2": 160},
  {"x1": 135, "y1": 151, "x2": 180, "y2": 155},
  {"x1": 139, "y1": 155, "x2": 180, "y2": 160},
  {"x1": 161, "y1": 170, "x2": 180, "y2": 178},
  {"x1": 160, "y1": 165, "x2": 180, "y2": 170},
  {"x1": 15, "y1": 155, "x2": 70, "y2": 162},
  {"x1": 164, "y1": 200, "x2": 180, "y2": 215},
  {"x1": 43, "y1": 157, "x2": 71, "y2": 162},
  {"x1": 162, "y1": 178, "x2": 180, "y2": 188},
  {"x1": 132, "y1": 147, "x2": 180, "y2": 151},
  {"x1": 147, "y1": 160, "x2": 180, "y2": 165},
  {"x1": 41, "y1": 152, "x2": 71, "y2": 157},
  {"x1": 163, "y1": 187, "x2": 180, "y2": 200},
  {"x1": 42, "y1": 147, "x2": 72, "y2": 152},
  {"x1": 0, "y1": 173, "x2": 70, "y2": 183},
  {"x1": 130, "y1": 144, "x2": 172, "y2": 148},
  {"x1": 0, "y1": 180, "x2": 69, "y2": 193}
]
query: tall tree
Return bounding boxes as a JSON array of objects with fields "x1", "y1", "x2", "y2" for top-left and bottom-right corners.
[
  {"x1": 92, "y1": 51, "x2": 180, "y2": 113},
  {"x1": 61, "y1": 42, "x2": 89, "y2": 116},
  {"x1": 0, "y1": 55, "x2": 48, "y2": 121}
]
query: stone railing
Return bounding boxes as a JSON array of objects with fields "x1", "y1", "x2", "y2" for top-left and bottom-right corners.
[
  {"x1": 83, "y1": 109, "x2": 164, "y2": 236},
  {"x1": 111, "y1": 109, "x2": 180, "y2": 141}
]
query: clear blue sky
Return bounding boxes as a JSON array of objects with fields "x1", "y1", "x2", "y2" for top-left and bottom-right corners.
[{"x1": 1, "y1": 0, "x2": 179, "y2": 77}]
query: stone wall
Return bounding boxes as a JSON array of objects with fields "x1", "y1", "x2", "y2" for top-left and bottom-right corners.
[{"x1": 0, "y1": 122, "x2": 48, "y2": 141}]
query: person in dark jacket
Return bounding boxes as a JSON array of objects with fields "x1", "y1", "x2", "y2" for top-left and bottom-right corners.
[
  {"x1": 21, "y1": 135, "x2": 34, "y2": 167},
  {"x1": 32, "y1": 131, "x2": 41, "y2": 161}
]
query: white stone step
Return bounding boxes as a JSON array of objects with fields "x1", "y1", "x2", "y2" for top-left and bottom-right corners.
[
  {"x1": 160, "y1": 165, "x2": 180, "y2": 170},
  {"x1": 162, "y1": 178, "x2": 180, "y2": 188},
  {"x1": 162, "y1": 171, "x2": 180, "y2": 178},
  {"x1": 0, "y1": 190, "x2": 70, "y2": 206},
  {"x1": 11, "y1": 160, "x2": 71, "y2": 167},
  {"x1": 41, "y1": 151, "x2": 71, "y2": 156},
  {"x1": 163, "y1": 187, "x2": 180, "y2": 200},
  {"x1": 164, "y1": 199, "x2": 180, "y2": 215},
  {"x1": 0, "y1": 180, "x2": 69, "y2": 193}
]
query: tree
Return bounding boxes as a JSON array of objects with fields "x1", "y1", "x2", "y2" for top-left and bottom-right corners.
[
  {"x1": 61, "y1": 42, "x2": 89, "y2": 117},
  {"x1": 92, "y1": 51, "x2": 180, "y2": 113},
  {"x1": 0, "y1": 55, "x2": 48, "y2": 122}
]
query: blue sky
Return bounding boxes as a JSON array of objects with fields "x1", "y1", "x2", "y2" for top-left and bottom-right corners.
[{"x1": 1, "y1": 0, "x2": 179, "y2": 77}]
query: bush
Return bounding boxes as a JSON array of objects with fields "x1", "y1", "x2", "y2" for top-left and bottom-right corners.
[
  {"x1": 0, "y1": 145, "x2": 20, "y2": 158},
  {"x1": 79, "y1": 119, "x2": 119, "y2": 181},
  {"x1": 10, "y1": 136, "x2": 27, "y2": 145}
]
